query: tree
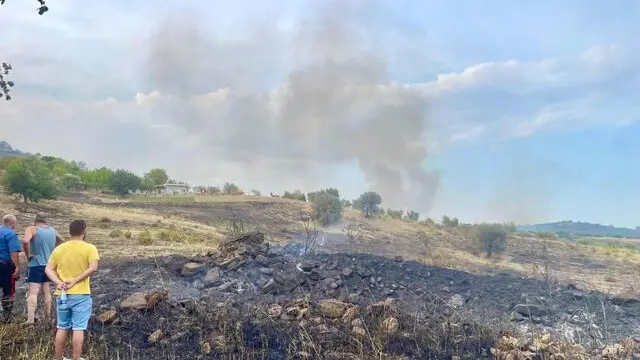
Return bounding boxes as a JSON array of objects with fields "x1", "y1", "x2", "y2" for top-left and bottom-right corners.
[
  {"x1": 283, "y1": 190, "x2": 306, "y2": 202},
  {"x1": 223, "y1": 181, "x2": 240, "y2": 195},
  {"x1": 206, "y1": 186, "x2": 221, "y2": 195},
  {"x1": 3, "y1": 156, "x2": 57, "y2": 203},
  {"x1": 108, "y1": 169, "x2": 141, "y2": 196},
  {"x1": 251, "y1": 189, "x2": 261, "y2": 196},
  {"x1": 60, "y1": 173, "x2": 84, "y2": 191},
  {"x1": 140, "y1": 175, "x2": 156, "y2": 194},
  {"x1": 144, "y1": 168, "x2": 169, "y2": 186},
  {"x1": 307, "y1": 188, "x2": 340, "y2": 203},
  {"x1": 80, "y1": 167, "x2": 113, "y2": 190},
  {"x1": 474, "y1": 223, "x2": 508, "y2": 258},
  {"x1": 0, "y1": 0, "x2": 49, "y2": 101},
  {"x1": 404, "y1": 210, "x2": 419, "y2": 221},
  {"x1": 387, "y1": 209, "x2": 404, "y2": 220},
  {"x1": 353, "y1": 191, "x2": 382, "y2": 217},
  {"x1": 442, "y1": 215, "x2": 459, "y2": 227},
  {"x1": 311, "y1": 192, "x2": 343, "y2": 226}
]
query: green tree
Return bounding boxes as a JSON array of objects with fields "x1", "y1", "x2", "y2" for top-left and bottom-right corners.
[
  {"x1": 307, "y1": 188, "x2": 340, "y2": 203},
  {"x1": 283, "y1": 190, "x2": 306, "y2": 201},
  {"x1": 223, "y1": 181, "x2": 241, "y2": 195},
  {"x1": 206, "y1": 186, "x2": 221, "y2": 195},
  {"x1": 60, "y1": 173, "x2": 84, "y2": 191},
  {"x1": 353, "y1": 191, "x2": 382, "y2": 217},
  {"x1": 108, "y1": 169, "x2": 141, "y2": 196},
  {"x1": 474, "y1": 223, "x2": 509, "y2": 258},
  {"x1": 144, "y1": 168, "x2": 169, "y2": 186},
  {"x1": 3, "y1": 156, "x2": 57, "y2": 203},
  {"x1": 140, "y1": 175, "x2": 156, "y2": 194},
  {"x1": 80, "y1": 167, "x2": 113, "y2": 190},
  {"x1": 404, "y1": 210, "x2": 419, "y2": 221},
  {"x1": 387, "y1": 209, "x2": 404, "y2": 220},
  {"x1": 311, "y1": 192, "x2": 343, "y2": 226},
  {"x1": 442, "y1": 215, "x2": 459, "y2": 227}
]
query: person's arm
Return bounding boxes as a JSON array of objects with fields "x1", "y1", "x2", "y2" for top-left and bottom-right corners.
[
  {"x1": 44, "y1": 260, "x2": 64, "y2": 289},
  {"x1": 8, "y1": 232, "x2": 22, "y2": 278},
  {"x1": 55, "y1": 231, "x2": 64, "y2": 246},
  {"x1": 22, "y1": 226, "x2": 34, "y2": 260}
]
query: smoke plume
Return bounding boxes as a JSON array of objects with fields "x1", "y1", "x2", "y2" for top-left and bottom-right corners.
[{"x1": 145, "y1": 1, "x2": 438, "y2": 212}]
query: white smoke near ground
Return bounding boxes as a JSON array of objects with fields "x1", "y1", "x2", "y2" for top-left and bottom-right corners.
[{"x1": 143, "y1": 1, "x2": 439, "y2": 212}]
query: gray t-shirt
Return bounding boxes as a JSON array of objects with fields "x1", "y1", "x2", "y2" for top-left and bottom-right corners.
[{"x1": 28, "y1": 225, "x2": 56, "y2": 267}]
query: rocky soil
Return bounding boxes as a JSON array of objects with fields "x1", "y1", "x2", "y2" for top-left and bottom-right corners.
[{"x1": 8, "y1": 231, "x2": 640, "y2": 359}]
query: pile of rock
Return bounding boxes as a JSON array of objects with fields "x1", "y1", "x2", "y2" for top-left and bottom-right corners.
[{"x1": 217, "y1": 231, "x2": 270, "y2": 270}]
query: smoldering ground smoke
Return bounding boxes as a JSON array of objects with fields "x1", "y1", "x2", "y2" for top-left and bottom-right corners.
[{"x1": 145, "y1": 1, "x2": 438, "y2": 212}]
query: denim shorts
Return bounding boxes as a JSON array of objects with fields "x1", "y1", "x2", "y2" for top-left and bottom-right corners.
[{"x1": 56, "y1": 295, "x2": 92, "y2": 331}]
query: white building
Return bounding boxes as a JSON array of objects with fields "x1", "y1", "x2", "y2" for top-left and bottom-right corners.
[{"x1": 156, "y1": 183, "x2": 191, "y2": 195}]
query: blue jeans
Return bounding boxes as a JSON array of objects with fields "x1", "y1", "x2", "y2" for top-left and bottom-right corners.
[{"x1": 56, "y1": 295, "x2": 92, "y2": 331}]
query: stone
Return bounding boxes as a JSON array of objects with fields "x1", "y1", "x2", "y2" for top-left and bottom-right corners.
[
  {"x1": 120, "y1": 292, "x2": 149, "y2": 310},
  {"x1": 181, "y1": 262, "x2": 206, "y2": 276},
  {"x1": 268, "y1": 304, "x2": 283, "y2": 317},
  {"x1": 202, "y1": 267, "x2": 221, "y2": 285},
  {"x1": 96, "y1": 309, "x2": 117, "y2": 324},
  {"x1": 513, "y1": 304, "x2": 548, "y2": 317},
  {"x1": 352, "y1": 326, "x2": 366, "y2": 336},
  {"x1": 351, "y1": 318, "x2": 364, "y2": 327},
  {"x1": 341, "y1": 306, "x2": 359, "y2": 324},
  {"x1": 254, "y1": 255, "x2": 270, "y2": 266},
  {"x1": 201, "y1": 342, "x2": 211, "y2": 355},
  {"x1": 342, "y1": 267, "x2": 353, "y2": 277},
  {"x1": 381, "y1": 317, "x2": 399, "y2": 334},
  {"x1": 148, "y1": 329, "x2": 164, "y2": 344},
  {"x1": 317, "y1": 299, "x2": 350, "y2": 318},
  {"x1": 261, "y1": 278, "x2": 276, "y2": 293},
  {"x1": 259, "y1": 267, "x2": 274, "y2": 275}
]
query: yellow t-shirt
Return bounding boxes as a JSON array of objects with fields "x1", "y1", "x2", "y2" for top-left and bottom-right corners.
[{"x1": 49, "y1": 240, "x2": 100, "y2": 295}]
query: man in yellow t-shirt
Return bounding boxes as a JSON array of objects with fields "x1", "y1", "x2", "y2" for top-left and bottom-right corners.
[{"x1": 45, "y1": 219, "x2": 100, "y2": 360}]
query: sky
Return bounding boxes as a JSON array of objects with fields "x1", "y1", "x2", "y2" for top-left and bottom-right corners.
[{"x1": 1, "y1": 0, "x2": 639, "y2": 226}]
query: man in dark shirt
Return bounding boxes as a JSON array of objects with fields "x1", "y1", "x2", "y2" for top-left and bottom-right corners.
[{"x1": 0, "y1": 214, "x2": 22, "y2": 322}]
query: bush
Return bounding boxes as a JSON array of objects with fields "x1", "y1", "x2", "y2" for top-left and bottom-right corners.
[
  {"x1": 442, "y1": 215, "x2": 459, "y2": 227},
  {"x1": 311, "y1": 193, "x2": 343, "y2": 226},
  {"x1": 282, "y1": 190, "x2": 306, "y2": 202},
  {"x1": 474, "y1": 223, "x2": 509, "y2": 257},
  {"x1": 109, "y1": 229, "x2": 123, "y2": 238},
  {"x1": 157, "y1": 229, "x2": 200, "y2": 243},
  {"x1": 99, "y1": 217, "x2": 112, "y2": 223},
  {"x1": 138, "y1": 229, "x2": 152, "y2": 245},
  {"x1": 124, "y1": 230, "x2": 132, "y2": 239}
]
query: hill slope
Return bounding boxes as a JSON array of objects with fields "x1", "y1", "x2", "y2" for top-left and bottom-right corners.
[
  {"x1": 518, "y1": 220, "x2": 640, "y2": 238},
  {"x1": 0, "y1": 141, "x2": 26, "y2": 157}
]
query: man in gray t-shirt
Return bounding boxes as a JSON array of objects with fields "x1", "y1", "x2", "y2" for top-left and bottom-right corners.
[{"x1": 23, "y1": 213, "x2": 64, "y2": 324}]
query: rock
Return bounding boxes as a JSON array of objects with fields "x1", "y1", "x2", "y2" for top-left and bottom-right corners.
[
  {"x1": 146, "y1": 290, "x2": 168, "y2": 309},
  {"x1": 148, "y1": 329, "x2": 164, "y2": 344},
  {"x1": 254, "y1": 255, "x2": 269, "y2": 266},
  {"x1": 203, "y1": 268, "x2": 221, "y2": 286},
  {"x1": 261, "y1": 278, "x2": 276, "y2": 293},
  {"x1": 448, "y1": 294, "x2": 465, "y2": 309},
  {"x1": 259, "y1": 267, "x2": 274, "y2": 275},
  {"x1": 342, "y1": 267, "x2": 353, "y2": 277},
  {"x1": 317, "y1": 299, "x2": 350, "y2": 318},
  {"x1": 120, "y1": 292, "x2": 149, "y2": 310},
  {"x1": 352, "y1": 326, "x2": 366, "y2": 336},
  {"x1": 201, "y1": 342, "x2": 211, "y2": 355},
  {"x1": 268, "y1": 304, "x2": 283, "y2": 317},
  {"x1": 96, "y1": 309, "x2": 117, "y2": 324},
  {"x1": 381, "y1": 317, "x2": 399, "y2": 334},
  {"x1": 342, "y1": 306, "x2": 359, "y2": 324},
  {"x1": 393, "y1": 255, "x2": 403, "y2": 262},
  {"x1": 513, "y1": 304, "x2": 548, "y2": 317},
  {"x1": 181, "y1": 262, "x2": 205, "y2": 276},
  {"x1": 351, "y1": 318, "x2": 364, "y2": 327},
  {"x1": 324, "y1": 352, "x2": 361, "y2": 360}
]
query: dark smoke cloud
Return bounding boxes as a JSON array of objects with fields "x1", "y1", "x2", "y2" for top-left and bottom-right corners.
[{"x1": 145, "y1": 1, "x2": 438, "y2": 212}]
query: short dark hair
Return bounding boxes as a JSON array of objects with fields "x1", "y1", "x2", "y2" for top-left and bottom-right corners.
[{"x1": 69, "y1": 219, "x2": 87, "y2": 237}]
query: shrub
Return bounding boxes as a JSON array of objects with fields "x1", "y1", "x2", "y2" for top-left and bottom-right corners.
[
  {"x1": 124, "y1": 230, "x2": 132, "y2": 239},
  {"x1": 474, "y1": 223, "x2": 508, "y2": 257},
  {"x1": 98, "y1": 223, "x2": 110, "y2": 229},
  {"x1": 99, "y1": 217, "x2": 111, "y2": 223},
  {"x1": 311, "y1": 192, "x2": 343, "y2": 226},
  {"x1": 282, "y1": 190, "x2": 306, "y2": 202},
  {"x1": 109, "y1": 229, "x2": 123, "y2": 238},
  {"x1": 138, "y1": 229, "x2": 152, "y2": 245}
]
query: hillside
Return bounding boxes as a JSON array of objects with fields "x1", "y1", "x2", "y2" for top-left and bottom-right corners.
[
  {"x1": 518, "y1": 220, "x2": 640, "y2": 238},
  {"x1": 0, "y1": 141, "x2": 26, "y2": 157}
]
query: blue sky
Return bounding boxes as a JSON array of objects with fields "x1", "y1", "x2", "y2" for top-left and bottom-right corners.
[{"x1": 0, "y1": 0, "x2": 639, "y2": 226}]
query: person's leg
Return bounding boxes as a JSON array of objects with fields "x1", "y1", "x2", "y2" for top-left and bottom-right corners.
[
  {"x1": 55, "y1": 295, "x2": 72, "y2": 359},
  {"x1": 26, "y1": 282, "x2": 41, "y2": 324},
  {"x1": 41, "y1": 282, "x2": 52, "y2": 322},
  {"x1": 70, "y1": 295, "x2": 92, "y2": 360},
  {"x1": 0, "y1": 262, "x2": 14, "y2": 322},
  {"x1": 54, "y1": 328, "x2": 69, "y2": 359}
]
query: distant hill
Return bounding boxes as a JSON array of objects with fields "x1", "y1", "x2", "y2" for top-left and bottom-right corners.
[
  {"x1": 517, "y1": 220, "x2": 640, "y2": 238},
  {"x1": 0, "y1": 141, "x2": 26, "y2": 158}
]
